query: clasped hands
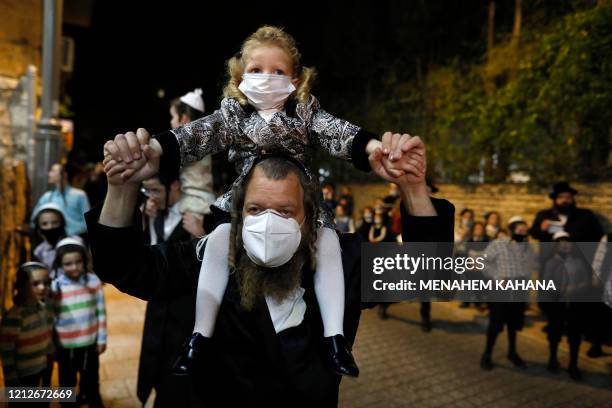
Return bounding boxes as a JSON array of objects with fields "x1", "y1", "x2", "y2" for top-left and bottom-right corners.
[{"x1": 102, "y1": 129, "x2": 427, "y2": 188}]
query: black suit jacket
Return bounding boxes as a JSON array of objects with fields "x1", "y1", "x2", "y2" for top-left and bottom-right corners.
[
  {"x1": 139, "y1": 215, "x2": 200, "y2": 406},
  {"x1": 86, "y1": 197, "x2": 454, "y2": 407},
  {"x1": 530, "y1": 207, "x2": 604, "y2": 268},
  {"x1": 530, "y1": 207, "x2": 603, "y2": 243}
]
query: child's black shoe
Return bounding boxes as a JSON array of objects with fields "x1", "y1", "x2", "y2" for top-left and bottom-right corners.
[
  {"x1": 324, "y1": 334, "x2": 359, "y2": 377},
  {"x1": 172, "y1": 332, "x2": 209, "y2": 376}
]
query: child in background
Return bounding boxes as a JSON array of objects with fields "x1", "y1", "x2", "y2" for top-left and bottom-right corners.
[
  {"x1": 31, "y1": 163, "x2": 91, "y2": 237},
  {"x1": 52, "y1": 238, "x2": 106, "y2": 408},
  {"x1": 357, "y1": 206, "x2": 374, "y2": 242},
  {"x1": 170, "y1": 89, "x2": 217, "y2": 238},
  {"x1": 369, "y1": 211, "x2": 392, "y2": 243},
  {"x1": 484, "y1": 211, "x2": 501, "y2": 240},
  {"x1": 32, "y1": 203, "x2": 67, "y2": 273},
  {"x1": 0, "y1": 262, "x2": 54, "y2": 388},
  {"x1": 334, "y1": 205, "x2": 355, "y2": 233}
]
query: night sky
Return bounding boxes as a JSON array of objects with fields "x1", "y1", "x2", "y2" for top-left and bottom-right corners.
[{"x1": 65, "y1": 0, "x2": 492, "y2": 164}]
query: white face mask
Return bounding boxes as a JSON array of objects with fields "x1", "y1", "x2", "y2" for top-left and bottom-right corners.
[
  {"x1": 238, "y1": 73, "x2": 296, "y2": 111},
  {"x1": 242, "y1": 209, "x2": 302, "y2": 268}
]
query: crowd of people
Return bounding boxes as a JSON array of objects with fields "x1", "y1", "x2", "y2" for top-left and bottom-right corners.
[
  {"x1": 1, "y1": 24, "x2": 610, "y2": 407},
  {"x1": 472, "y1": 182, "x2": 610, "y2": 381},
  {"x1": 335, "y1": 180, "x2": 610, "y2": 382},
  {"x1": 0, "y1": 85, "x2": 218, "y2": 407},
  {"x1": 326, "y1": 182, "x2": 421, "y2": 244}
]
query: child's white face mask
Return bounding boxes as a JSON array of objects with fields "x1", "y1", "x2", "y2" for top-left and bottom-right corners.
[
  {"x1": 242, "y1": 209, "x2": 302, "y2": 268},
  {"x1": 238, "y1": 73, "x2": 296, "y2": 111}
]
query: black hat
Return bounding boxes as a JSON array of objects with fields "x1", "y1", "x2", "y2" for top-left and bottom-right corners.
[{"x1": 549, "y1": 182, "x2": 578, "y2": 199}]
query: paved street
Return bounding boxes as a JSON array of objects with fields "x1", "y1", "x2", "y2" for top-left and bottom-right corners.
[
  {"x1": 340, "y1": 303, "x2": 612, "y2": 408},
  {"x1": 96, "y1": 286, "x2": 612, "y2": 408},
  {"x1": 97, "y1": 286, "x2": 146, "y2": 407}
]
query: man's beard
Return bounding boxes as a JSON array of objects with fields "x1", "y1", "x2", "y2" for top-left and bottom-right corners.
[
  {"x1": 555, "y1": 202, "x2": 576, "y2": 215},
  {"x1": 235, "y1": 234, "x2": 312, "y2": 311}
]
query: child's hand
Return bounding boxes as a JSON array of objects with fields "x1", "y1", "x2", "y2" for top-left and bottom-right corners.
[
  {"x1": 103, "y1": 150, "x2": 150, "y2": 185},
  {"x1": 97, "y1": 344, "x2": 107, "y2": 354},
  {"x1": 103, "y1": 128, "x2": 161, "y2": 184},
  {"x1": 102, "y1": 155, "x2": 132, "y2": 185},
  {"x1": 370, "y1": 148, "x2": 425, "y2": 185},
  {"x1": 379, "y1": 132, "x2": 426, "y2": 181},
  {"x1": 380, "y1": 132, "x2": 425, "y2": 162},
  {"x1": 370, "y1": 134, "x2": 426, "y2": 187},
  {"x1": 388, "y1": 147, "x2": 426, "y2": 181}
]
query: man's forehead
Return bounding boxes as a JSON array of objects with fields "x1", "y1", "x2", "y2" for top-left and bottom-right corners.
[{"x1": 245, "y1": 170, "x2": 303, "y2": 205}]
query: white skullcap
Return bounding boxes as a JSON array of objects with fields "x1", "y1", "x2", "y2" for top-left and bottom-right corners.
[
  {"x1": 553, "y1": 231, "x2": 571, "y2": 241},
  {"x1": 33, "y1": 203, "x2": 66, "y2": 219},
  {"x1": 507, "y1": 215, "x2": 526, "y2": 226},
  {"x1": 179, "y1": 88, "x2": 205, "y2": 113},
  {"x1": 20, "y1": 261, "x2": 49, "y2": 270},
  {"x1": 56, "y1": 236, "x2": 85, "y2": 250}
]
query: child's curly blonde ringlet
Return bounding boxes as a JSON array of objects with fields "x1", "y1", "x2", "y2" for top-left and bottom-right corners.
[{"x1": 223, "y1": 25, "x2": 316, "y2": 105}]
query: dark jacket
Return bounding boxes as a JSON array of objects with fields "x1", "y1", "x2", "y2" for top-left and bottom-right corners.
[
  {"x1": 530, "y1": 207, "x2": 604, "y2": 268},
  {"x1": 85, "y1": 197, "x2": 454, "y2": 407},
  {"x1": 139, "y1": 215, "x2": 200, "y2": 406},
  {"x1": 530, "y1": 207, "x2": 603, "y2": 243}
]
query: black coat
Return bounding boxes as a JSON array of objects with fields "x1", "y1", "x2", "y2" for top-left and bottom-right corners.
[
  {"x1": 530, "y1": 207, "x2": 603, "y2": 243},
  {"x1": 139, "y1": 216, "x2": 201, "y2": 406},
  {"x1": 85, "y1": 197, "x2": 454, "y2": 407},
  {"x1": 530, "y1": 206, "x2": 604, "y2": 267}
]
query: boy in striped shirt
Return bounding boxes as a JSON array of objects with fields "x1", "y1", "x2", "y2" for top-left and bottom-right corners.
[
  {"x1": 0, "y1": 261, "x2": 54, "y2": 388},
  {"x1": 52, "y1": 238, "x2": 106, "y2": 408}
]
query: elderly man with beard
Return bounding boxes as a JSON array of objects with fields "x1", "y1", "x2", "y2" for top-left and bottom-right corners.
[{"x1": 85, "y1": 132, "x2": 454, "y2": 406}]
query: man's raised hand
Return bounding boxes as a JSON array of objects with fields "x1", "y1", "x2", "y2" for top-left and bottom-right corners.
[
  {"x1": 381, "y1": 132, "x2": 425, "y2": 163},
  {"x1": 103, "y1": 128, "x2": 161, "y2": 184},
  {"x1": 370, "y1": 133, "x2": 426, "y2": 187}
]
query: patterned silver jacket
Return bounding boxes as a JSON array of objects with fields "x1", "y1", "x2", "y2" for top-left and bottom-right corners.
[{"x1": 156, "y1": 95, "x2": 373, "y2": 228}]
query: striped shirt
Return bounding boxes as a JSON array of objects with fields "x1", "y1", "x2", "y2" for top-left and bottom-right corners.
[
  {"x1": 0, "y1": 302, "x2": 54, "y2": 383},
  {"x1": 51, "y1": 273, "x2": 107, "y2": 348}
]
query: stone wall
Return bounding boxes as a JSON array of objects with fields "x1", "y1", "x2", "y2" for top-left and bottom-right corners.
[
  {"x1": 0, "y1": 0, "x2": 42, "y2": 310},
  {"x1": 0, "y1": 1, "x2": 42, "y2": 79},
  {"x1": 346, "y1": 182, "x2": 612, "y2": 233}
]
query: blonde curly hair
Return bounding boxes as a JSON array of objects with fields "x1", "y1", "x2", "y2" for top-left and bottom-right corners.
[{"x1": 223, "y1": 25, "x2": 316, "y2": 105}]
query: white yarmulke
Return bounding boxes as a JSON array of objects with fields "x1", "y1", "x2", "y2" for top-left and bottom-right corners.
[
  {"x1": 507, "y1": 215, "x2": 525, "y2": 226},
  {"x1": 56, "y1": 236, "x2": 85, "y2": 250},
  {"x1": 20, "y1": 261, "x2": 49, "y2": 270},
  {"x1": 33, "y1": 203, "x2": 66, "y2": 219},
  {"x1": 179, "y1": 88, "x2": 205, "y2": 113},
  {"x1": 553, "y1": 231, "x2": 571, "y2": 241}
]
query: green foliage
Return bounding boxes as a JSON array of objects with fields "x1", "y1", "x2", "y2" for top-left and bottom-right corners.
[
  {"x1": 487, "y1": 3, "x2": 612, "y2": 183},
  {"x1": 358, "y1": 3, "x2": 611, "y2": 184}
]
